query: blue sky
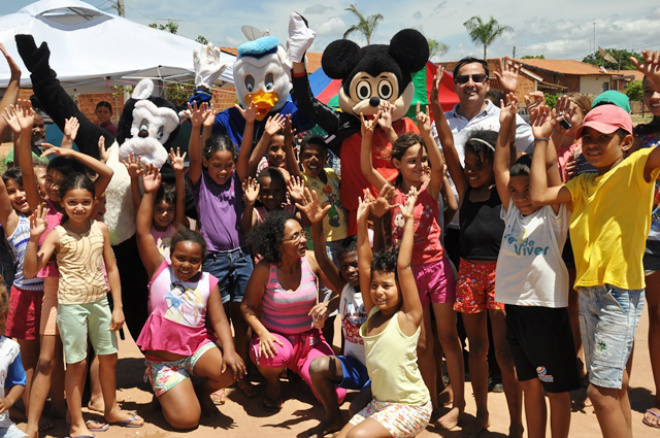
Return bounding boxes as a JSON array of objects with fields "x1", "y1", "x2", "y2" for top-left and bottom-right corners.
[{"x1": 3, "y1": 0, "x2": 659, "y2": 62}]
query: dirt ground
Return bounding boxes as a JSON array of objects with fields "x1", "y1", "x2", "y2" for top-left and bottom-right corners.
[{"x1": 12, "y1": 308, "x2": 660, "y2": 438}]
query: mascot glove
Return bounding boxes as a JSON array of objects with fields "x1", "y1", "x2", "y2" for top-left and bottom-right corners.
[
  {"x1": 194, "y1": 43, "x2": 227, "y2": 88},
  {"x1": 287, "y1": 12, "x2": 315, "y2": 63}
]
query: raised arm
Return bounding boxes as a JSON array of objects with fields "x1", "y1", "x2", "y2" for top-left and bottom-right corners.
[
  {"x1": 0, "y1": 44, "x2": 20, "y2": 139},
  {"x1": 297, "y1": 188, "x2": 344, "y2": 292},
  {"x1": 283, "y1": 116, "x2": 301, "y2": 178},
  {"x1": 188, "y1": 102, "x2": 212, "y2": 187},
  {"x1": 397, "y1": 187, "x2": 423, "y2": 330},
  {"x1": 416, "y1": 102, "x2": 445, "y2": 199},
  {"x1": 40, "y1": 143, "x2": 114, "y2": 198},
  {"x1": 494, "y1": 93, "x2": 519, "y2": 210},
  {"x1": 357, "y1": 193, "x2": 375, "y2": 313},
  {"x1": 247, "y1": 114, "x2": 286, "y2": 177},
  {"x1": 631, "y1": 50, "x2": 660, "y2": 94},
  {"x1": 60, "y1": 116, "x2": 79, "y2": 150},
  {"x1": 430, "y1": 70, "x2": 467, "y2": 200},
  {"x1": 24, "y1": 206, "x2": 57, "y2": 279},
  {"x1": 529, "y1": 105, "x2": 571, "y2": 206},
  {"x1": 4, "y1": 101, "x2": 41, "y2": 210},
  {"x1": 168, "y1": 147, "x2": 187, "y2": 228},
  {"x1": 494, "y1": 57, "x2": 520, "y2": 95},
  {"x1": 240, "y1": 177, "x2": 259, "y2": 234},
  {"x1": 360, "y1": 112, "x2": 390, "y2": 190},
  {"x1": 235, "y1": 103, "x2": 257, "y2": 181},
  {"x1": 135, "y1": 165, "x2": 165, "y2": 278},
  {"x1": 122, "y1": 152, "x2": 143, "y2": 215}
]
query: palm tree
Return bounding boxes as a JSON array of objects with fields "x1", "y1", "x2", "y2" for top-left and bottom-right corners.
[
  {"x1": 463, "y1": 16, "x2": 513, "y2": 60},
  {"x1": 343, "y1": 4, "x2": 383, "y2": 45},
  {"x1": 427, "y1": 38, "x2": 449, "y2": 62}
]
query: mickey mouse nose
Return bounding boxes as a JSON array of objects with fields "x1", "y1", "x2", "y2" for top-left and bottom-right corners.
[
  {"x1": 369, "y1": 97, "x2": 380, "y2": 107},
  {"x1": 138, "y1": 129, "x2": 149, "y2": 138}
]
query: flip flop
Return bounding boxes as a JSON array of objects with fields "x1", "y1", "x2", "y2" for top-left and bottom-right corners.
[
  {"x1": 110, "y1": 413, "x2": 144, "y2": 428},
  {"x1": 237, "y1": 379, "x2": 260, "y2": 399},
  {"x1": 210, "y1": 388, "x2": 226, "y2": 405},
  {"x1": 85, "y1": 419, "x2": 109, "y2": 432},
  {"x1": 643, "y1": 408, "x2": 660, "y2": 429}
]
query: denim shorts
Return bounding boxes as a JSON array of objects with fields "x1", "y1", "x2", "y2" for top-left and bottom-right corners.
[
  {"x1": 203, "y1": 247, "x2": 253, "y2": 304},
  {"x1": 578, "y1": 284, "x2": 645, "y2": 389}
]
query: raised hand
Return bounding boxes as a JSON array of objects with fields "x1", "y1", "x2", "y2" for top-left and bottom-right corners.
[
  {"x1": 0, "y1": 43, "x2": 21, "y2": 78},
  {"x1": 524, "y1": 92, "x2": 546, "y2": 117},
  {"x1": 286, "y1": 175, "x2": 306, "y2": 203},
  {"x1": 29, "y1": 204, "x2": 48, "y2": 239},
  {"x1": 193, "y1": 43, "x2": 227, "y2": 89},
  {"x1": 415, "y1": 102, "x2": 431, "y2": 137},
  {"x1": 295, "y1": 187, "x2": 330, "y2": 225},
  {"x1": 242, "y1": 177, "x2": 260, "y2": 204},
  {"x1": 357, "y1": 190, "x2": 374, "y2": 224},
  {"x1": 98, "y1": 136, "x2": 110, "y2": 163},
  {"x1": 401, "y1": 185, "x2": 419, "y2": 221},
  {"x1": 40, "y1": 142, "x2": 74, "y2": 158},
  {"x1": 284, "y1": 114, "x2": 296, "y2": 146},
  {"x1": 529, "y1": 104, "x2": 556, "y2": 139},
  {"x1": 376, "y1": 101, "x2": 394, "y2": 132},
  {"x1": 142, "y1": 164, "x2": 162, "y2": 194},
  {"x1": 494, "y1": 56, "x2": 520, "y2": 94},
  {"x1": 554, "y1": 95, "x2": 577, "y2": 131},
  {"x1": 360, "y1": 112, "x2": 377, "y2": 137},
  {"x1": 264, "y1": 113, "x2": 286, "y2": 136},
  {"x1": 371, "y1": 183, "x2": 397, "y2": 218},
  {"x1": 64, "y1": 116, "x2": 80, "y2": 142},
  {"x1": 499, "y1": 92, "x2": 519, "y2": 125},
  {"x1": 122, "y1": 153, "x2": 143, "y2": 179},
  {"x1": 187, "y1": 101, "x2": 212, "y2": 128},
  {"x1": 631, "y1": 50, "x2": 660, "y2": 91},
  {"x1": 236, "y1": 102, "x2": 257, "y2": 123},
  {"x1": 2, "y1": 106, "x2": 20, "y2": 134},
  {"x1": 430, "y1": 66, "x2": 445, "y2": 103},
  {"x1": 168, "y1": 147, "x2": 187, "y2": 172}
]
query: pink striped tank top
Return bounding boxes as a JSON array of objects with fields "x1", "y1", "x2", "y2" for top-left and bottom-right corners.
[{"x1": 261, "y1": 256, "x2": 318, "y2": 335}]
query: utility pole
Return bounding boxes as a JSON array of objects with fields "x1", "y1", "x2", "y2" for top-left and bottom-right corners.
[
  {"x1": 512, "y1": 46, "x2": 516, "y2": 58},
  {"x1": 112, "y1": 0, "x2": 125, "y2": 17}
]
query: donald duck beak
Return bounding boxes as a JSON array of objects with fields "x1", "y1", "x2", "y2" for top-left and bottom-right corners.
[{"x1": 246, "y1": 90, "x2": 279, "y2": 120}]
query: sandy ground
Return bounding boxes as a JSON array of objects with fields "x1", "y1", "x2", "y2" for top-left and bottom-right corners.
[{"x1": 12, "y1": 308, "x2": 660, "y2": 438}]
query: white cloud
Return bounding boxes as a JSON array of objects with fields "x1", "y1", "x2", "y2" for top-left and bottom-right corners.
[{"x1": 315, "y1": 17, "x2": 345, "y2": 36}]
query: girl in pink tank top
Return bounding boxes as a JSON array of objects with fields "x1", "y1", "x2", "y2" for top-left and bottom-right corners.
[{"x1": 136, "y1": 166, "x2": 245, "y2": 430}]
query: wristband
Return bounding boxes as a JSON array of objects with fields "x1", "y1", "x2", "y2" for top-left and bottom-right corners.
[{"x1": 534, "y1": 137, "x2": 550, "y2": 142}]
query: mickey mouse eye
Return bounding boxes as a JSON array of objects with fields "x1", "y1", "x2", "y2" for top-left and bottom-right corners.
[
  {"x1": 157, "y1": 126, "x2": 164, "y2": 140},
  {"x1": 378, "y1": 80, "x2": 393, "y2": 100},
  {"x1": 139, "y1": 120, "x2": 149, "y2": 131},
  {"x1": 264, "y1": 73, "x2": 274, "y2": 91},
  {"x1": 356, "y1": 80, "x2": 371, "y2": 100},
  {"x1": 245, "y1": 75, "x2": 255, "y2": 92}
]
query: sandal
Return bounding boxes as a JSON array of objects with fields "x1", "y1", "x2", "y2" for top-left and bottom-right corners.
[
  {"x1": 263, "y1": 396, "x2": 283, "y2": 412},
  {"x1": 236, "y1": 379, "x2": 259, "y2": 399},
  {"x1": 643, "y1": 408, "x2": 660, "y2": 429},
  {"x1": 210, "y1": 388, "x2": 226, "y2": 405}
]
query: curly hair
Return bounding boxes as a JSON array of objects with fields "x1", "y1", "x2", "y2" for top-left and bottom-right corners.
[
  {"x1": 464, "y1": 130, "x2": 498, "y2": 169},
  {"x1": 371, "y1": 246, "x2": 399, "y2": 281},
  {"x1": 155, "y1": 183, "x2": 176, "y2": 205},
  {"x1": 2, "y1": 167, "x2": 23, "y2": 186},
  {"x1": 510, "y1": 154, "x2": 532, "y2": 177},
  {"x1": 249, "y1": 211, "x2": 299, "y2": 263}
]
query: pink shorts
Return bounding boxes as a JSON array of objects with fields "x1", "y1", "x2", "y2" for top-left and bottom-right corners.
[
  {"x1": 5, "y1": 285, "x2": 43, "y2": 340},
  {"x1": 412, "y1": 257, "x2": 456, "y2": 307},
  {"x1": 250, "y1": 329, "x2": 346, "y2": 403},
  {"x1": 453, "y1": 258, "x2": 504, "y2": 314}
]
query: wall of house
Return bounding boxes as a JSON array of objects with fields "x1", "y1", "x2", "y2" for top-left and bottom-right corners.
[{"x1": 580, "y1": 76, "x2": 611, "y2": 96}]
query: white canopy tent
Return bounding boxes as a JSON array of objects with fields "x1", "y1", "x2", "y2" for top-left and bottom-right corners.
[{"x1": 0, "y1": 0, "x2": 235, "y2": 94}]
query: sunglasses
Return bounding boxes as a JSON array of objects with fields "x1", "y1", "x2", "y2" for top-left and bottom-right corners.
[{"x1": 455, "y1": 74, "x2": 488, "y2": 85}]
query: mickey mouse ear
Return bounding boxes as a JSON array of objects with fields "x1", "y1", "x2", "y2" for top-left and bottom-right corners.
[
  {"x1": 389, "y1": 29, "x2": 429, "y2": 74},
  {"x1": 322, "y1": 39, "x2": 361, "y2": 79},
  {"x1": 132, "y1": 79, "x2": 154, "y2": 100}
]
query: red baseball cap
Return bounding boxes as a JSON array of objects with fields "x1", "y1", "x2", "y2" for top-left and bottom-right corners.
[{"x1": 576, "y1": 105, "x2": 633, "y2": 139}]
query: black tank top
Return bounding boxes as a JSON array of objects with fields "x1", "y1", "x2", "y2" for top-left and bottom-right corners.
[{"x1": 459, "y1": 186, "x2": 504, "y2": 260}]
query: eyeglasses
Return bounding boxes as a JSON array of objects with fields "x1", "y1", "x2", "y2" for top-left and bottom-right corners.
[
  {"x1": 283, "y1": 230, "x2": 307, "y2": 243},
  {"x1": 455, "y1": 74, "x2": 488, "y2": 85}
]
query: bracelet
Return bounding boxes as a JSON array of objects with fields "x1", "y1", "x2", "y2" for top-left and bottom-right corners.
[{"x1": 534, "y1": 137, "x2": 550, "y2": 142}]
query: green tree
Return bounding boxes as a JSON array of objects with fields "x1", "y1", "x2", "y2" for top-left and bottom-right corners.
[
  {"x1": 544, "y1": 93, "x2": 559, "y2": 109},
  {"x1": 521, "y1": 55, "x2": 545, "y2": 59},
  {"x1": 427, "y1": 38, "x2": 449, "y2": 62},
  {"x1": 463, "y1": 16, "x2": 513, "y2": 60},
  {"x1": 582, "y1": 49, "x2": 642, "y2": 71},
  {"x1": 149, "y1": 20, "x2": 178, "y2": 34},
  {"x1": 196, "y1": 35, "x2": 209, "y2": 45},
  {"x1": 624, "y1": 79, "x2": 643, "y2": 101},
  {"x1": 343, "y1": 4, "x2": 383, "y2": 45}
]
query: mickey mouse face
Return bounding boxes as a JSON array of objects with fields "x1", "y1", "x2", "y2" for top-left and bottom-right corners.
[{"x1": 338, "y1": 71, "x2": 413, "y2": 119}]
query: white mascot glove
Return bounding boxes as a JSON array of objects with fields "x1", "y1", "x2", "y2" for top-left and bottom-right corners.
[
  {"x1": 193, "y1": 43, "x2": 227, "y2": 88},
  {"x1": 287, "y1": 12, "x2": 316, "y2": 63}
]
